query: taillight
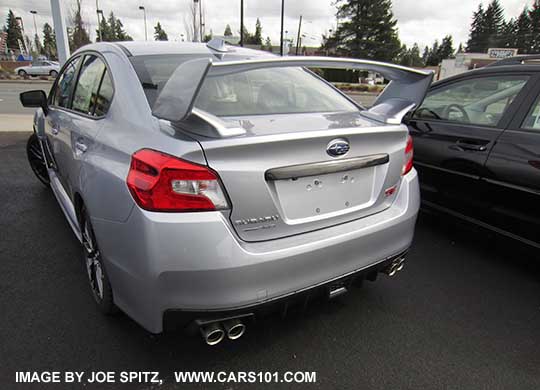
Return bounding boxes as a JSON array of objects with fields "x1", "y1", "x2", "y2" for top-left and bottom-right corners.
[
  {"x1": 126, "y1": 149, "x2": 229, "y2": 212},
  {"x1": 402, "y1": 134, "x2": 414, "y2": 176}
]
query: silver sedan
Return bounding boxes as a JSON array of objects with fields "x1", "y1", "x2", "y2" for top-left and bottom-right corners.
[{"x1": 20, "y1": 40, "x2": 431, "y2": 345}]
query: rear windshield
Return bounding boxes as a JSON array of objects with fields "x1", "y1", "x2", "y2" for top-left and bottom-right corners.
[{"x1": 130, "y1": 54, "x2": 358, "y2": 117}]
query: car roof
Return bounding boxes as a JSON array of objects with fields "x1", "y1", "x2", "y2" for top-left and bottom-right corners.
[
  {"x1": 433, "y1": 63, "x2": 540, "y2": 87},
  {"x1": 114, "y1": 41, "x2": 274, "y2": 59}
]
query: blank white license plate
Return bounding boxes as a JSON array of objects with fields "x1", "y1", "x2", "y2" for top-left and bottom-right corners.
[{"x1": 273, "y1": 166, "x2": 376, "y2": 221}]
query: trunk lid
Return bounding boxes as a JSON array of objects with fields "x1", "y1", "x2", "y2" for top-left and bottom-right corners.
[{"x1": 193, "y1": 111, "x2": 408, "y2": 242}]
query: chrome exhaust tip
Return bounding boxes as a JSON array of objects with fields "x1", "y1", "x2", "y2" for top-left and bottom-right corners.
[
  {"x1": 223, "y1": 318, "x2": 246, "y2": 340},
  {"x1": 383, "y1": 257, "x2": 405, "y2": 277},
  {"x1": 200, "y1": 322, "x2": 225, "y2": 346}
]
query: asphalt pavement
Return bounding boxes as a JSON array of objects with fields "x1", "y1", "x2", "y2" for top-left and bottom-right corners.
[{"x1": 1, "y1": 131, "x2": 540, "y2": 389}]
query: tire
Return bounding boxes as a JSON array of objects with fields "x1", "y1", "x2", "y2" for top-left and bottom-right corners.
[
  {"x1": 49, "y1": 70, "x2": 58, "y2": 78},
  {"x1": 81, "y1": 206, "x2": 117, "y2": 315},
  {"x1": 26, "y1": 133, "x2": 50, "y2": 186},
  {"x1": 18, "y1": 69, "x2": 27, "y2": 77}
]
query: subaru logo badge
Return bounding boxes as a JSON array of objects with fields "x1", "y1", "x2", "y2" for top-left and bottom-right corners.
[{"x1": 326, "y1": 138, "x2": 350, "y2": 157}]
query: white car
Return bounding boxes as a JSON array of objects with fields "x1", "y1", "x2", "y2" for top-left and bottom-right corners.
[{"x1": 15, "y1": 60, "x2": 60, "y2": 77}]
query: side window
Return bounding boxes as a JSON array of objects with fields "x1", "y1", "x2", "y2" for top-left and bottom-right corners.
[
  {"x1": 414, "y1": 75, "x2": 529, "y2": 127},
  {"x1": 72, "y1": 55, "x2": 106, "y2": 115},
  {"x1": 93, "y1": 71, "x2": 113, "y2": 116},
  {"x1": 522, "y1": 96, "x2": 540, "y2": 130},
  {"x1": 52, "y1": 56, "x2": 81, "y2": 108}
]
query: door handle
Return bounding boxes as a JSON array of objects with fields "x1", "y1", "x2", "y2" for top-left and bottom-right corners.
[
  {"x1": 454, "y1": 139, "x2": 488, "y2": 152},
  {"x1": 51, "y1": 127, "x2": 59, "y2": 135},
  {"x1": 75, "y1": 141, "x2": 88, "y2": 154}
]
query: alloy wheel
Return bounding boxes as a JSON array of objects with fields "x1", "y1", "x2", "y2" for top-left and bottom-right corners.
[
  {"x1": 82, "y1": 220, "x2": 104, "y2": 300},
  {"x1": 26, "y1": 134, "x2": 50, "y2": 185}
]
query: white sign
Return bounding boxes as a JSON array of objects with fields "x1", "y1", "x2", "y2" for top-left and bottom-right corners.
[{"x1": 488, "y1": 48, "x2": 518, "y2": 59}]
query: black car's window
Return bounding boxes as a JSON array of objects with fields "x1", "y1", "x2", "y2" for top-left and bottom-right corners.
[
  {"x1": 93, "y1": 71, "x2": 114, "y2": 116},
  {"x1": 52, "y1": 56, "x2": 81, "y2": 108},
  {"x1": 522, "y1": 96, "x2": 540, "y2": 131},
  {"x1": 414, "y1": 75, "x2": 529, "y2": 127},
  {"x1": 72, "y1": 55, "x2": 107, "y2": 115}
]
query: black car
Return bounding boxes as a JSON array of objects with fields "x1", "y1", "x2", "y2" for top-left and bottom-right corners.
[{"x1": 407, "y1": 55, "x2": 540, "y2": 249}]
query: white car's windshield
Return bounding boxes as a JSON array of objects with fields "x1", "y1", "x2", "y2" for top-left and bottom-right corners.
[{"x1": 130, "y1": 54, "x2": 358, "y2": 117}]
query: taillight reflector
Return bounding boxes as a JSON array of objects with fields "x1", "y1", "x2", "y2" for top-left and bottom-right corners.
[{"x1": 402, "y1": 135, "x2": 414, "y2": 176}]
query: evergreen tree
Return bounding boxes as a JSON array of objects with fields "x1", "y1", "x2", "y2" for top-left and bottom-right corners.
[
  {"x1": 253, "y1": 18, "x2": 262, "y2": 45},
  {"x1": 203, "y1": 30, "x2": 213, "y2": 42},
  {"x1": 112, "y1": 14, "x2": 132, "y2": 41},
  {"x1": 499, "y1": 18, "x2": 517, "y2": 48},
  {"x1": 42, "y1": 23, "x2": 57, "y2": 60},
  {"x1": 96, "y1": 16, "x2": 113, "y2": 41},
  {"x1": 397, "y1": 43, "x2": 408, "y2": 65},
  {"x1": 483, "y1": 0, "x2": 505, "y2": 48},
  {"x1": 422, "y1": 45, "x2": 430, "y2": 65},
  {"x1": 69, "y1": 0, "x2": 91, "y2": 51},
  {"x1": 397, "y1": 44, "x2": 423, "y2": 67},
  {"x1": 466, "y1": 4, "x2": 485, "y2": 52},
  {"x1": 265, "y1": 36, "x2": 272, "y2": 52},
  {"x1": 457, "y1": 43, "x2": 464, "y2": 53},
  {"x1": 438, "y1": 35, "x2": 455, "y2": 60},
  {"x1": 5, "y1": 9, "x2": 24, "y2": 53},
  {"x1": 426, "y1": 40, "x2": 439, "y2": 66},
  {"x1": 241, "y1": 26, "x2": 253, "y2": 43},
  {"x1": 334, "y1": 0, "x2": 401, "y2": 62},
  {"x1": 530, "y1": 0, "x2": 540, "y2": 53},
  {"x1": 515, "y1": 7, "x2": 531, "y2": 54},
  {"x1": 154, "y1": 22, "x2": 168, "y2": 41},
  {"x1": 409, "y1": 43, "x2": 423, "y2": 66},
  {"x1": 224, "y1": 24, "x2": 232, "y2": 37},
  {"x1": 33, "y1": 33, "x2": 42, "y2": 55}
]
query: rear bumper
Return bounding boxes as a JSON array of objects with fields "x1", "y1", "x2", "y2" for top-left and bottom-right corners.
[{"x1": 92, "y1": 170, "x2": 420, "y2": 333}]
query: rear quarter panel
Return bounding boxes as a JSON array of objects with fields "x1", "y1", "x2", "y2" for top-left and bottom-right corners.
[{"x1": 78, "y1": 48, "x2": 206, "y2": 223}]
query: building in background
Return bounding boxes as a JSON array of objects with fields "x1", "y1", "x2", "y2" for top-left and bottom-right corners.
[{"x1": 439, "y1": 48, "x2": 519, "y2": 79}]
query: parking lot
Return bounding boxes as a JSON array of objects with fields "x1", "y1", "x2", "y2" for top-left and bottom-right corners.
[{"x1": 1, "y1": 83, "x2": 540, "y2": 389}]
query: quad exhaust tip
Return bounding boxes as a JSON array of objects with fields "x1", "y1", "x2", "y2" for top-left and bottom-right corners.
[
  {"x1": 383, "y1": 256, "x2": 405, "y2": 277},
  {"x1": 199, "y1": 318, "x2": 246, "y2": 345},
  {"x1": 200, "y1": 322, "x2": 225, "y2": 346},
  {"x1": 223, "y1": 318, "x2": 246, "y2": 340}
]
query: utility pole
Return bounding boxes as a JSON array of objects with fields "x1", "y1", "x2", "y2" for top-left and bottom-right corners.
[
  {"x1": 198, "y1": 0, "x2": 203, "y2": 42},
  {"x1": 139, "y1": 6, "x2": 147, "y2": 41},
  {"x1": 240, "y1": 0, "x2": 244, "y2": 47},
  {"x1": 193, "y1": 0, "x2": 199, "y2": 42},
  {"x1": 280, "y1": 0, "x2": 285, "y2": 56},
  {"x1": 295, "y1": 15, "x2": 302, "y2": 55},
  {"x1": 96, "y1": 0, "x2": 102, "y2": 41},
  {"x1": 50, "y1": 0, "x2": 70, "y2": 64}
]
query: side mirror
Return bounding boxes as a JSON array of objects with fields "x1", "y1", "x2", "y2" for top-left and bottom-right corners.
[{"x1": 20, "y1": 90, "x2": 48, "y2": 115}]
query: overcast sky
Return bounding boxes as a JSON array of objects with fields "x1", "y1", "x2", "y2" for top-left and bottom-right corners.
[{"x1": 1, "y1": 0, "x2": 532, "y2": 50}]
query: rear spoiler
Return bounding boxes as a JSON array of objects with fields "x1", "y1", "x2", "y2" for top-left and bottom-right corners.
[{"x1": 152, "y1": 56, "x2": 434, "y2": 127}]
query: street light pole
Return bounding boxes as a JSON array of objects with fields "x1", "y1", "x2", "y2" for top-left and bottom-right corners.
[
  {"x1": 240, "y1": 0, "x2": 244, "y2": 47},
  {"x1": 139, "y1": 6, "x2": 147, "y2": 41},
  {"x1": 50, "y1": 0, "x2": 70, "y2": 64},
  {"x1": 280, "y1": 0, "x2": 285, "y2": 56},
  {"x1": 30, "y1": 10, "x2": 38, "y2": 40},
  {"x1": 295, "y1": 15, "x2": 302, "y2": 55}
]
